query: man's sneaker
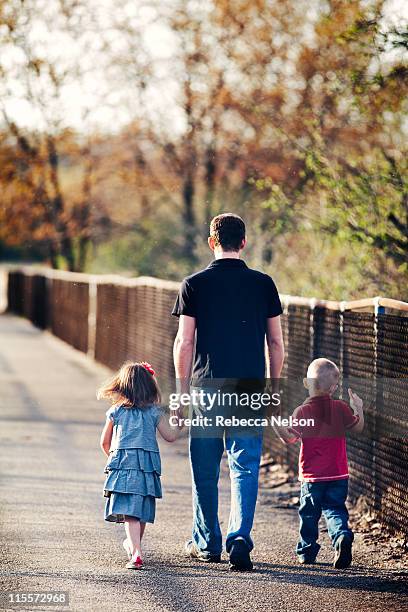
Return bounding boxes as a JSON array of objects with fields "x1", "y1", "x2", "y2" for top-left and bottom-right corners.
[
  {"x1": 185, "y1": 540, "x2": 221, "y2": 563},
  {"x1": 298, "y1": 555, "x2": 316, "y2": 565},
  {"x1": 333, "y1": 535, "x2": 352, "y2": 569},
  {"x1": 229, "y1": 540, "x2": 253, "y2": 572}
]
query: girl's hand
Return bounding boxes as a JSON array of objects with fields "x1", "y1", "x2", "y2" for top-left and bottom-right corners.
[{"x1": 157, "y1": 414, "x2": 180, "y2": 443}]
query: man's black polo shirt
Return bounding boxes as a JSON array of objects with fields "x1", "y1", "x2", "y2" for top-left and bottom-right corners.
[{"x1": 172, "y1": 258, "x2": 282, "y2": 380}]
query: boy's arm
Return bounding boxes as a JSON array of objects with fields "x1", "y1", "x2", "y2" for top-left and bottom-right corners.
[
  {"x1": 273, "y1": 423, "x2": 299, "y2": 445},
  {"x1": 347, "y1": 388, "x2": 364, "y2": 433},
  {"x1": 272, "y1": 406, "x2": 301, "y2": 445},
  {"x1": 100, "y1": 418, "x2": 113, "y2": 456}
]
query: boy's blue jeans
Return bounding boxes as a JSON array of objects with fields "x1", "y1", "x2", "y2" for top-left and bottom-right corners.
[
  {"x1": 297, "y1": 479, "x2": 354, "y2": 560},
  {"x1": 189, "y1": 434, "x2": 263, "y2": 555}
]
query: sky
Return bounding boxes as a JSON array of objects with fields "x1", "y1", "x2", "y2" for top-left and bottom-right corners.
[{"x1": 0, "y1": 0, "x2": 406, "y2": 133}]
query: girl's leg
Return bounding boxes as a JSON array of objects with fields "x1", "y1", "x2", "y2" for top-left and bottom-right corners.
[
  {"x1": 124, "y1": 517, "x2": 142, "y2": 560},
  {"x1": 124, "y1": 522, "x2": 146, "y2": 558}
]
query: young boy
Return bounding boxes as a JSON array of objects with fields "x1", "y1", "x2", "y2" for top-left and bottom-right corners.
[{"x1": 274, "y1": 358, "x2": 364, "y2": 569}]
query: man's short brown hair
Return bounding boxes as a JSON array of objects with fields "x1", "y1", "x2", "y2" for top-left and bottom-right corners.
[{"x1": 210, "y1": 213, "x2": 246, "y2": 252}]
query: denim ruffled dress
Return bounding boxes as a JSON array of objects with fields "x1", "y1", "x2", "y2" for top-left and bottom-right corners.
[{"x1": 103, "y1": 404, "x2": 163, "y2": 524}]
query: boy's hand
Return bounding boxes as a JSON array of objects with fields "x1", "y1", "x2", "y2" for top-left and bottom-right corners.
[
  {"x1": 348, "y1": 388, "x2": 363, "y2": 411},
  {"x1": 347, "y1": 388, "x2": 364, "y2": 433}
]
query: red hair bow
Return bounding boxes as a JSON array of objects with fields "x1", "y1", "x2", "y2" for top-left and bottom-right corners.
[{"x1": 141, "y1": 361, "x2": 155, "y2": 376}]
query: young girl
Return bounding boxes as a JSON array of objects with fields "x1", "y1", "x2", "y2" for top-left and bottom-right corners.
[{"x1": 98, "y1": 361, "x2": 180, "y2": 570}]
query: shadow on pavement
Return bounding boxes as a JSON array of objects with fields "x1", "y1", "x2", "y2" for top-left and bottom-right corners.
[{"x1": 254, "y1": 562, "x2": 408, "y2": 594}]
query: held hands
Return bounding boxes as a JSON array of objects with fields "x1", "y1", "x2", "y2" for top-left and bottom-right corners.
[
  {"x1": 175, "y1": 405, "x2": 187, "y2": 428},
  {"x1": 168, "y1": 405, "x2": 187, "y2": 429},
  {"x1": 264, "y1": 379, "x2": 282, "y2": 417},
  {"x1": 267, "y1": 401, "x2": 281, "y2": 417}
]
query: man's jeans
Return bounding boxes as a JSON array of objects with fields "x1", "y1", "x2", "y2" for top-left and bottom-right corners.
[
  {"x1": 190, "y1": 434, "x2": 263, "y2": 555},
  {"x1": 296, "y1": 479, "x2": 354, "y2": 560}
]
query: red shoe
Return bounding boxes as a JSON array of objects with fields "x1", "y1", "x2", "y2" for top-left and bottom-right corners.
[{"x1": 126, "y1": 556, "x2": 143, "y2": 570}]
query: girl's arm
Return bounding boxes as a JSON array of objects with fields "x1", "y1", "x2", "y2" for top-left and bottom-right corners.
[
  {"x1": 157, "y1": 414, "x2": 182, "y2": 443},
  {"x1": 100, "y1": 418, "x2": 114, "y2": 456}
]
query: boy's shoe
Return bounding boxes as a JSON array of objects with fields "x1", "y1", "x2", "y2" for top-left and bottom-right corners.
[
  {"x1": 126, "y1": 556, "x2": 143, "y2": 570},
  {"x1": 333, "y1": 535, "x2": 352, "y2": 569},
  {"x1": 229, "y1": 540, "x2": 253, "y2": 572},
  {"x1": 297, "y1": 555, "x2": 316, "y2": 565},
  {"x1": 185, "y1": 540, "x2": 221, "y2": 563}
]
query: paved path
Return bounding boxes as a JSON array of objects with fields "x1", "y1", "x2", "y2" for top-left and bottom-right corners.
[{"x1": 0, "y1": 315, "x2": 407, "y2": 612}]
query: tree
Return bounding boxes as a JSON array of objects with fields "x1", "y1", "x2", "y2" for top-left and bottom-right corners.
[
  {"x1": 0, "y1": 0, "x2": 106, "y2": 270},
  {"x1": 296, "y1": 2, "x2": 407, "y2": 283}
]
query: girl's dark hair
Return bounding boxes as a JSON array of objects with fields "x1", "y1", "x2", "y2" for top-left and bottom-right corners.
[{"x1": 97, "y1": 361, "x2": 161, "y2": 408}]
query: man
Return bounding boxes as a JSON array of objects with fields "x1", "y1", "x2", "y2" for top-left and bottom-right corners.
[{"x1": 172, "y1": 213, "x2": 284, "y2": 571}]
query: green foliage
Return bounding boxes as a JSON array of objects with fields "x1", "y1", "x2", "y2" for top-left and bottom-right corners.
[
  {"x1": 87, "y1": 218, "x2": 192, "y2": 281},
  {"x1": 1, "y1": 0, "x2": 407, "y2": 301},
  {"x1": 269, "y1": 230, "x2": 381, "y2": 300},
  {"x1": 296, "y1": 134, "x2": 407, "y2": 274}
]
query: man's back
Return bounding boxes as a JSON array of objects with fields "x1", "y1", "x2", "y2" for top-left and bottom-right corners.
[
  {"x1": 172, "y1": 213, "x2": 285, "y2": 571},
  {"x1": 172, "y1": 258, "x2": 282, "y2": 379}
]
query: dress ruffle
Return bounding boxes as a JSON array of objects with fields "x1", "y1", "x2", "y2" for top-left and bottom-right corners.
[
  {"x1": 104, "y1": 468, "x2": 162, "y2": 497},
  {"x1": 105, "y1": 448, "x2": 161, "y2": 474},
  {"x1": 104, "y1": 493, "x2": 156, "y2": 524},
  {"x1": 103, "y1": 448, "x2": 161, "y2": 523}
]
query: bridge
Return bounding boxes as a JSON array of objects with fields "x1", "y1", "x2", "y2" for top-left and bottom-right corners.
[{"x1": 1, "y1": 267, "x2": 407, "y2": 611}]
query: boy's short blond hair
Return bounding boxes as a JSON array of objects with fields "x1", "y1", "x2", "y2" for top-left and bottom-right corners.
[{"x1": 306, "y1": 358, "x2": 340, "y2": 392}]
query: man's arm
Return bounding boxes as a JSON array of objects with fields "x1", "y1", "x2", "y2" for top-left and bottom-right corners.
[
  {"x1": 266, "y1": 316, "x2": 285, "y2": 378},
  {"x1": 173, "y1": 314, "x2": 196, "y2": 394}
]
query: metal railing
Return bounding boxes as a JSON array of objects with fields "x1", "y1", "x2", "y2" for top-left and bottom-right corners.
[{"x1": 5, "y1": 265, "x2": 408, "y2": 536}]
